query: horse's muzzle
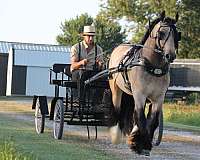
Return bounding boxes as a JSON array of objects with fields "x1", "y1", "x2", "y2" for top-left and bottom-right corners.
[{"x1": 165, "y1": 53, "x2": 176, "y2": 63}]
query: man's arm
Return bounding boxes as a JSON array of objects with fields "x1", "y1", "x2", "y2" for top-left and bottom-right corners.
[
  {"x1": 70, "y1": 44, "x2": 88, "y2": 71},
  {"x1": 70, "y1": 57, "x2": 88, "y2": 71}
]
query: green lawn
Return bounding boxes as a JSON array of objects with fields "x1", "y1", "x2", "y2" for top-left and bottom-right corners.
[
  {"x1": 0, "y1": 113, "x2": 119, "y2": 160},
  {"x1": 163, "y1": 103, "x2": 200, "y2": 128}
]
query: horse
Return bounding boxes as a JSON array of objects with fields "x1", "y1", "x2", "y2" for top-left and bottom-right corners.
[{"x1": 108, "y1": 11, "x2": 180, "y2": 156}]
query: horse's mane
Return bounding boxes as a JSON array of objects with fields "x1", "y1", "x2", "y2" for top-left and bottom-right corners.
[
  {"x1": 139, "y1": 17, "x2": 161, "y2": 45},
  {"x1": 140, "y1": 16, "x2": 177, "y2": 45}
]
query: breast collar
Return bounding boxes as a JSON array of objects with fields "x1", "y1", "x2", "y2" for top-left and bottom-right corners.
[{"x1": 143, "y1": 58, "x2": 169, "y2": 77}]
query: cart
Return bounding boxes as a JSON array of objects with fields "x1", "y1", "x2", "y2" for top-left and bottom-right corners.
[{"x1": 32, "y1": 63, "x2": 112, "y2": 139}]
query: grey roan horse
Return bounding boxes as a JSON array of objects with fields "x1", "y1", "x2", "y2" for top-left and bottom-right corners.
[{"x1": 108, "y1": 11, "x2": 180, "y2": 156}]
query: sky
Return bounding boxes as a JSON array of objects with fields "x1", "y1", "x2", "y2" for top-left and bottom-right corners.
[{"x1": 0, "y1": 0, "x2": 101, "y2": 45}]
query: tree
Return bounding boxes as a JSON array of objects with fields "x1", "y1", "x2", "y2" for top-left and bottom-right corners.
[
  {"x1": 99, "y1": 0, "x2": 200, "y2": 58},
  {"x1": 177, "y1": 0, "x2": 200, "y2": 58},
  {"x1": 56, "y1": 13, "x2": 93, "y2": 46},
  {"x1": 95, "y1": 12, "x2": 126, "y2": 53},
  {"x1": 100, "y1": 0, "x2": 177, "y2": 41},
  {"x1": 56, "y1": 13, "x2": 126, "y2": 53}
]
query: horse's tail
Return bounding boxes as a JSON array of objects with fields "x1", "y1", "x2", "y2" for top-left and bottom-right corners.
[
  {"x1": 119, "y1": 92, "x2": 135, "y2": 135},
  {"x1": 106, "y1": 90, "x2": 134, "y2": 144},
  {"x1": 110, "y1": 123, "x2": 122, "y2": 144}
]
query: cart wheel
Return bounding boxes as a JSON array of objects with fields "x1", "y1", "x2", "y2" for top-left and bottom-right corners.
[
  {"x1": 153, "y1": 110, "x2": 163, "y2": 146},
  {"x1": 53, "y1": 99, "x2": 65, "y2": 139},
  {"x1": 35, "y1": 98, "x2": 45, "y2": 134}
]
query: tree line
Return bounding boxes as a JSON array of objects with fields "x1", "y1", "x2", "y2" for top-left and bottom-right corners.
[{"x1": 56, "y1": 0, "x2": 200, "y2": 59}]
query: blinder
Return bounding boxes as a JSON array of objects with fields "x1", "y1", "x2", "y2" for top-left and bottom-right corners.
[{"x1": 156, "y1": 23, "x2": 181, "y2": 50}]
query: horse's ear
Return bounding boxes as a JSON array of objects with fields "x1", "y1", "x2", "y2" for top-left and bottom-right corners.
[
  {"x1": 175, "y1": 12, "x2": 179, "y2": 22},
  {"x1": 160, "y1": 10, "x2": 165, "y2": 21}
]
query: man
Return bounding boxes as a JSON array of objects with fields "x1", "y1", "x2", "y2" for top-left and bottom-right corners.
[
  {"x1": 70, "y1": 25, "x2": 103, "y2": 72},
  {"x1": 70, "y1": 25, "x2": 104, "y2": 103}
]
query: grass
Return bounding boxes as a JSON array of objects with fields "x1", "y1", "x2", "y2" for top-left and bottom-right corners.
[
  {"x1": 163, "y1": 103, "x2": 200, "y2": 128},
  {"x1": 0, "y1": 114, "x2": 119, "y2": 160},
  {"x1": 0, "y1": 99, "x2": 119, "y2": 160}
]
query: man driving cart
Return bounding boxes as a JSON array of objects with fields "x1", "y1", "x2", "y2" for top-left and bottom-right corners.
[{"x1": 70, "y1": 25, "x2": 104, "y2": 104}]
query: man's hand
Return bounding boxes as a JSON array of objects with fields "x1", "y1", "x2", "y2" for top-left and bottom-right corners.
[
  {"x1": 96, "y1": 59, "x2": 103, "y2": 67},
  {"x1": 80, "y1": 59, "x2": 88, "y2": 66}
]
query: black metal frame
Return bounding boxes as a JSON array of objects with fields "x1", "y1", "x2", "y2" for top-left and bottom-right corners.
[{"x1": 49, "y1": 63, "x2": 111, "y2": 139}]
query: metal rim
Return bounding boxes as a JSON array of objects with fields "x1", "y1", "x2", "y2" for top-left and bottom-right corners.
[
  {"x1": 53, "y1": 99, "x2": 65, "y2": 139},
  {"x1": 35, "y1": 98, "x2": 45, "y2": 134}
]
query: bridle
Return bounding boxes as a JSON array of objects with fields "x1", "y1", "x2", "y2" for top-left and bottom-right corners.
[
  {"x1": 156, "y1": 24, "x2": 173, "y2": 51},
  {"x1": 150, "y1": 21, "x2": 179, "y2": 63}
]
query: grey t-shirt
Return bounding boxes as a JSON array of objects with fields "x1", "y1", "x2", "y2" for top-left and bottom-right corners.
[{"x1": 70, "y1": 41, "x2": 103, "y2": 71}]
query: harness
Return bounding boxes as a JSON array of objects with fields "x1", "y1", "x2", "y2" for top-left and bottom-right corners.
[
  {"x1": 118, "y1": 45, "x2": 142, "y2": 91},
  {"x1": 144, "y1": 58, "x2": 169, "y2": 77}
]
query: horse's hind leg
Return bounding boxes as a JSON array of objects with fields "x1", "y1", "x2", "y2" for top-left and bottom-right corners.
[{"x1": 109, "y1": 80, "x2": 123, "y2": 144}]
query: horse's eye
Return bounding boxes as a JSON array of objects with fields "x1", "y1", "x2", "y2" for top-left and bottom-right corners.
[{"x1": 158, "y1": 31, "x2": 166, "y2": 40}]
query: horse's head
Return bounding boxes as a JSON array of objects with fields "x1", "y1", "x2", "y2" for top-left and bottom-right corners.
[{"x1": 150, "y1": 12, "x2": 181, "y2": 63}]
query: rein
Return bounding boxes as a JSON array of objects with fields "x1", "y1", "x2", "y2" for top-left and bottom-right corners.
[
  {"x1": 84, "y1": 59, "x2": 144, "y2": 85},
  {"x1": 84, "y1": 42, "x2": 169, "y2": 85}
]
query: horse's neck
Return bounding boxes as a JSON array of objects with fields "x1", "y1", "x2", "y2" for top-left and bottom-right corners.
[{"x1": 142, "y1": 38, "x2": 163, "y2": 67}]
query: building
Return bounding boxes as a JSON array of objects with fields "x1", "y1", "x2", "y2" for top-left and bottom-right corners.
[
  {"x1": 169, "y1": 59, "x2": 200, "y2": 92},
  {"x1": 0, "y1": 41, "x2": 70, "y2": 97}
]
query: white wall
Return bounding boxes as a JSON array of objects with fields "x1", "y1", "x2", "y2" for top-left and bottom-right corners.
[
  {"x1": 26, "y1": 66, "x2": 67, "y2": 97},
  {"x1": 14, "y1": 49, "x2": 70, "y2": 67},
  {"x1": 7, "y1": 47, "x2": 71, "y2": 97}
]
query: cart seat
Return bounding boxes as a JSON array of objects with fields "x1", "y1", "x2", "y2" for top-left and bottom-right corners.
[
  {"x1": 52, "y1": 63, "x2": 70, "y2": 73},
  {"x1": 50, "y1": 63, "x2": 72, "y2": 85}
]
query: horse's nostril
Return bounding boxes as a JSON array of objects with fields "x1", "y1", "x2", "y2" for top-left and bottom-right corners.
[
  {"x1": 165, "y1": 53, "x2": 176, "y2": 62},
  {"x1": 165, "y1": 54, "x2": 170, "y2": 59}
]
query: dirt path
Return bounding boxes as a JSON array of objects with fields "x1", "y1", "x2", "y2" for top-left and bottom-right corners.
[{"x1": 1, "y1": 99, "x2": 200, "y2": 160}]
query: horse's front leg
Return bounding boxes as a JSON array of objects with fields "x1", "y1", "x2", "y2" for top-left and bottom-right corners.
[
  {"x1": 147, "y1": 96, "x2": 164, "y2": 143},
  {"x1": 128, "y1": 93, "x2": 152, "y2": 155}
]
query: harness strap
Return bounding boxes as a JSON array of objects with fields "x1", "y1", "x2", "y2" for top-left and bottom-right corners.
[
  {"x1": 78, "y1": 42, "x2": 81, "y2": 61},
  {"x1": 118, "y1": 45, "x2": 141, "y2": 92},
  {"x1": 122, "y1": 68, "x2": 132, "y2": 92},
  {"x1": 93, "y1": 44, "x2": 97, "y2": 71}
]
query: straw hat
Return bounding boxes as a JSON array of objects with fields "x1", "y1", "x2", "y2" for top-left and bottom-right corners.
[{"x1": 82, "y1": 25, "x2": 96, "y2": 36}]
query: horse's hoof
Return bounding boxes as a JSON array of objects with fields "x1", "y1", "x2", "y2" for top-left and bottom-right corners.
[
  {"x1": 140, "y1": 149, "x2": 150, "y2": 156},
  {"x1": 127, "y1": 133, "x2": 142, "y2": 153}
]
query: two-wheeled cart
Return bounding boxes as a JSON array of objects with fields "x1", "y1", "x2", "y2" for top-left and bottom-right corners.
[{"x1": 32, "y1": 63, "x2": 112, "y2": 139}]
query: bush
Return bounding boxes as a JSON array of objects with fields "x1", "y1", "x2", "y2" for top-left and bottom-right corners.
[{"x1": 186, "y1": 92, "x2": 200, "y2": 105}]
